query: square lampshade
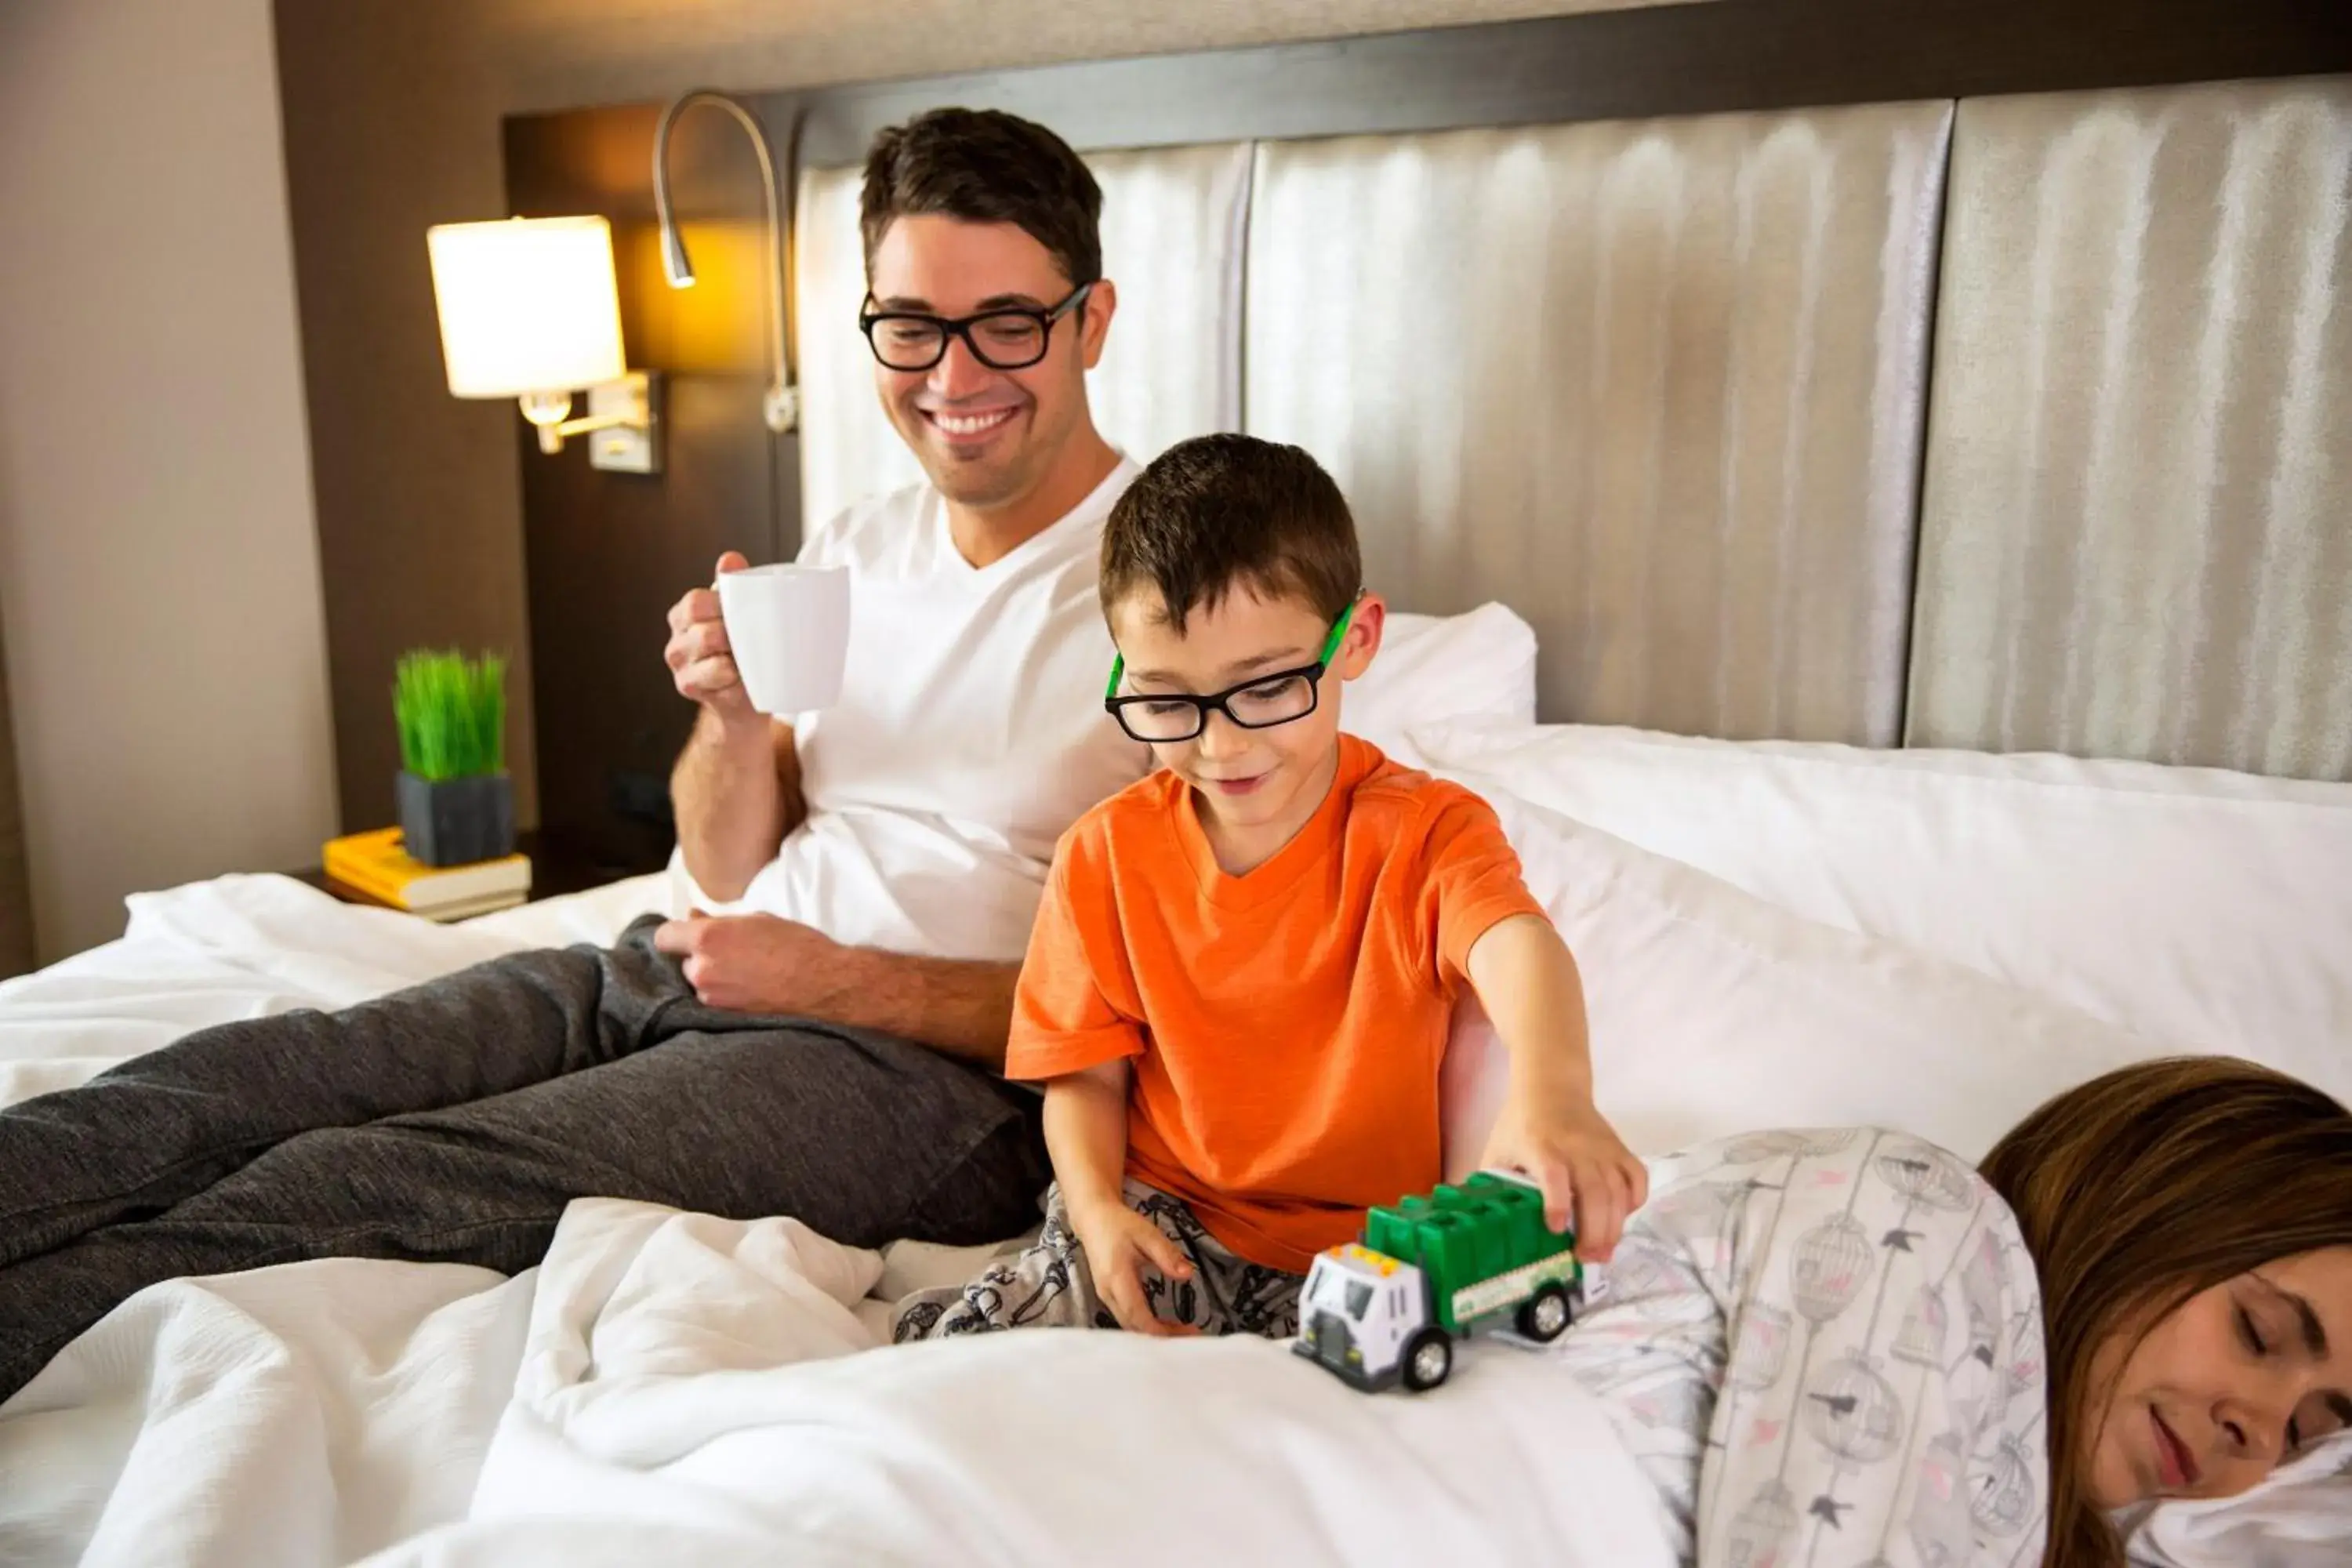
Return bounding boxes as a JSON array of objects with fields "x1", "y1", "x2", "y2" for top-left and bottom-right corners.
[{"x1": 426, "y1": 216, "x2": 626, "y2": 398}]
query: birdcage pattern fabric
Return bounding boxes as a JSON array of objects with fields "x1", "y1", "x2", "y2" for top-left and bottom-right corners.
[{"x1": 1548, "y1": 1129, "x2": 2049, "y2": 1568}]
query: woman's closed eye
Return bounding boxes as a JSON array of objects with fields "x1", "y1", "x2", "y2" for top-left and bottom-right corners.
[
  {"x1": 2239, "y1": 1305, "x2": 2352, "y2": 1452},
  {"x1": 2240, "y1": 1305, "x2": 2270, "y2": 1357},
  {"x1": 2238, "y1": 1306, "x2": 2305, "y2": 1447}
]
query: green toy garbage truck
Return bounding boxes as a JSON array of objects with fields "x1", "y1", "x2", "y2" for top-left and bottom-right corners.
[{"x1": 1292, "y1": 1171, "x2": 1582, "y2": 1393}]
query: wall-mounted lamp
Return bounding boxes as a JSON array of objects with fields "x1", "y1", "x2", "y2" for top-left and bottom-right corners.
[
  {"x1": 426, "y1": 215, "x2": 661, "y2": 474},
  {"x1": 652, "y1": 89, "x2": 798, "y2": 435}
]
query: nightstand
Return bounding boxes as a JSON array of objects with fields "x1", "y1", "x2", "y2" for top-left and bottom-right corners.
[{"x1": 289, "y1": 829, "x2": 636, "y2": 912}]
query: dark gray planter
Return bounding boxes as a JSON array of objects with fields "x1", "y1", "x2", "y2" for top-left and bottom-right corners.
[{"x1": 396, "y1": 771, "x2": 515, "y2": 867}]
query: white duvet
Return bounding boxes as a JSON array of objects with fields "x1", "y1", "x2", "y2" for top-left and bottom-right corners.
[
  {"x1": 4, "y1": 745, "x2": 2348, "y2": 1568},
  {"x1": 0, "y1": 876, "x2": 1671, "y2": 1568},
  {"x1": 372, "y1": 1201, "x2": 1671, "y2": 1568}
]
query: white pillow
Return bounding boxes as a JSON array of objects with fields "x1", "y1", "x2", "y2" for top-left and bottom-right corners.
[
  {"x1": 1440, "y1": 792, "x2": 2164, "y2": 1175},
  {"x1": 1416, "y1": 722, "x2": 2352, "y2": 1105},
  {"x1": 2122, "y1": 1429, "x2": 2352, "y2": 1568},
  {"x1": 1342, "y1": 604, "x2": 1536, "y2": 767}
]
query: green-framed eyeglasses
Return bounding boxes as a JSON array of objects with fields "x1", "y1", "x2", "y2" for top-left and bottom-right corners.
[{"x1": 1102, "y1": 599, "x2": 1360, "y2": 745}]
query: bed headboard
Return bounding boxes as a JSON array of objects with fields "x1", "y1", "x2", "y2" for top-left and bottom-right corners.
[
  {"x1": 503, "y1": 0, "x2": 2352, "y2": 869},
  {"x1": 1907, "y1": 83, "x2": 2352, "y2": 779},
  {"x1": 791, "y1": 71, "x2": 2352, "y2": 775}
]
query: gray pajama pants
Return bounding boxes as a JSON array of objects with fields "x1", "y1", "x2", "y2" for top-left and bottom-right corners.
[
  {"x1": 893, "y1": 1179, "x2": 1305, "y2": 1340},
  {"x1": 1552, "y1": 1129, "x2": 2049, "y2": 1568},
  {"x1": 0, "y1": 916, "x2": 1050, "y2": 1405}
]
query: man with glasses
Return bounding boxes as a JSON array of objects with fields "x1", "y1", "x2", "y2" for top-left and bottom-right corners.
[
  {"x1": 0, "y1": 108, "x2": 1151, "y2": 1407},
  {"x1": 660, "y1": 107, "x2": 1143, "y2": 1022}
]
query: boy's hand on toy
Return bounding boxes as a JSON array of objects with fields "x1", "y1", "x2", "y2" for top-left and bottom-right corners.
[
  {"x1": 1482, "y1": 1096, "x2": 1649, "y2": 1261},
  {"x1": 1069, "y1": 1197, "x2": 1200, "y2": 1338}
]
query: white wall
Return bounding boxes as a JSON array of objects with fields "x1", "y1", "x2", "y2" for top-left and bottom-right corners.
[{"x1": 0, "y1": 0, "x2": 338, "y2": 962}]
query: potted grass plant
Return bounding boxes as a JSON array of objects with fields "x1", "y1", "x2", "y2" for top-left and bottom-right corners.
[{"x1": 393, "y1": 649, "x2": 515, "y2": 867}]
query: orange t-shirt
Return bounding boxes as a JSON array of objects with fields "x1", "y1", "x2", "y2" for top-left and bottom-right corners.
[{"x1": 1006, "y1": 735, "x2": 1547, "y2": 1273}]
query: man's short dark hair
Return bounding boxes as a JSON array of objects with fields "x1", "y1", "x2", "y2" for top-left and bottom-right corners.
[
  {"x1": 1102, "y1": 434, "x2": 1363, "y2": 633},
  {"x1": 860, "y1": 108, "x2": 1103, "y2": 287}
]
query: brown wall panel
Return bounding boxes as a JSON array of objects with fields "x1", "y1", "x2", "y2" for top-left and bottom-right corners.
[{"x1": 503, "y1": 106, "x2": 790, "y2": 871}]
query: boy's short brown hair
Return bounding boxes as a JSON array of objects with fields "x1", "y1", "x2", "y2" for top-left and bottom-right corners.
[
  {"x1": 1102, "y1": 434, "x2": 1362, "y2": 633},
  {"x1": 860, "y1": 108, "x2": 1103, "y2": 287}
]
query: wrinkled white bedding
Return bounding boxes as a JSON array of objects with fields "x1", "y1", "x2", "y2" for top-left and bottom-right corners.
[
  {"x1": 2, "y1": 743, "x2": 2347, "y2": 1568},
  {"x1": 0, "y1": 874, "x2": 1668, "y2": 1568},
  {"x1": 361, "y1": 1200, "x2": 1672, "y2": 1568}
]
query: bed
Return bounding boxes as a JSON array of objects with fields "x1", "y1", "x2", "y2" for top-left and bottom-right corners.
[
  {"x1": 5, "y1": 12, "x2": 2351, "y2": 1566},
  {"x1": 2, "y1": 731, "x2": 2349, "y2": 1566}
]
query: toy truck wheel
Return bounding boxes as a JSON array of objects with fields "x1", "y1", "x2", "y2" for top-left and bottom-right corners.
[
  {"x1": 1516, "y1": 1283, "x2": 1573, "y2": 1343},
  {"x1": 1401, "y1": 1327, "x2": 1454, "y2": 1392}
]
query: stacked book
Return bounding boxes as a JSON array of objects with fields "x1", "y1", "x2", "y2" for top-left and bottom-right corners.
[{"x1": 321, "y1": 828, "x2": 532, "y2": 920}]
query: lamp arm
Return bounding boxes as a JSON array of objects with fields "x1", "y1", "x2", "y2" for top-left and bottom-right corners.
[
  {"x1": 652, "y1": 89, "x2": 802, "y2": 433},
  {"x1": 523, "y1": 408, "x2": 633, "y2": 456}
]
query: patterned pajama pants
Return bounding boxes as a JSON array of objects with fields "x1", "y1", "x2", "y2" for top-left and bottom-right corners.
[
  {"x1": 892, "y1": 1180, "x2": 1304, "y2": 1341},
  {"x1": 1551, "y1": 1129, "x2": 2051, "y2": 1568}
]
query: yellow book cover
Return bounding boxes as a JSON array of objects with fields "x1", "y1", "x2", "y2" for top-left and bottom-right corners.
[{"x1": 322, "y1": 828, "x2": 530, "y2": 910}]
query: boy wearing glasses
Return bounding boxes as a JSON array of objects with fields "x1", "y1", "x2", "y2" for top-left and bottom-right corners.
[{"x1": 897, "y1": 434, "x2": 1645, "y2": 1341}]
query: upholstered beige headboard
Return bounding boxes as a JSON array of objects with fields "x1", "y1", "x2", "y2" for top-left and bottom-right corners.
[
  {"x1": 794, "y1": 73, "x2": 2352, "y2": 781},
  {"x1": 1908, "y1": 78, "x2": 2352, "y2": 779}
]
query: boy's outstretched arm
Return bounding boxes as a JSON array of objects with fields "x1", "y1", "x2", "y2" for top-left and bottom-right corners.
[
  {"x1": 1044, "y1": 1062, "x2": 1196, "y2": 1336},
  {"x1": 1465, "y1": 913, "x2": 1649, "y2": 1259}
]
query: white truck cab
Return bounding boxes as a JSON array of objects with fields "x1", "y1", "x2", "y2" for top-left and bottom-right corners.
[{"x1": 1296, "y1": 1243, "x2": 1439, "y2": 1389}]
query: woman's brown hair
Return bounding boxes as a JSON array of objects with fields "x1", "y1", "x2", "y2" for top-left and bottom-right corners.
[{"x1": 1978, "y1": 1057, "x2": 2352, "y2": 1568}]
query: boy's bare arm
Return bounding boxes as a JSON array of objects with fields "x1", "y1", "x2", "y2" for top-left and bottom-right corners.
[
  {"x1": 1466, "y1": 913, "x2": 1647, "y2": 1258},
  {"x1": 1046, "y1": 1062, "x2": 1196, "y2": 1336},
  {"x1": 1468, "y1": 914, "x2": 1595, "y2": 1103},
  {"x1": 1044, "y1": 1062, "x2": 1131, "y2": 1219}
]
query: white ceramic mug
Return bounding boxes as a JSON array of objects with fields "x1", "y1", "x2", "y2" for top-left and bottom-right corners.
[{"x1": 715, "y1": 562, "x2": 851, "y2": 715}]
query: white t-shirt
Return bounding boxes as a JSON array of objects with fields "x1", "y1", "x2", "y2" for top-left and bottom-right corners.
[{"x1": 674, "y1": 459, "x2": 1150, "y2": 961}]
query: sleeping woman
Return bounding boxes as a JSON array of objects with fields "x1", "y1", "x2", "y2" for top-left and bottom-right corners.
[{"x1": 1555, "y1": 1055, "x2": 2352, "y2": 1568}]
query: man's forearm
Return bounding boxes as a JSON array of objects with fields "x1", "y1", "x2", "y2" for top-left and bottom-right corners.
[
  {"x1": 672, "y1": 710, "x2": 803, "y2": 902},
  {"x1": 804, "y1": 946, "x2": 1021, "y2": 1067}
]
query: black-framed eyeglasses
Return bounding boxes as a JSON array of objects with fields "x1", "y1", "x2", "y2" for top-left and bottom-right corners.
[
  {"x1": 858, "y1": 281, "x2": 1096, "y2": 372},
  {"x1": 1103, "y1": 600, "x2": 1360, "y2": 744}
]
